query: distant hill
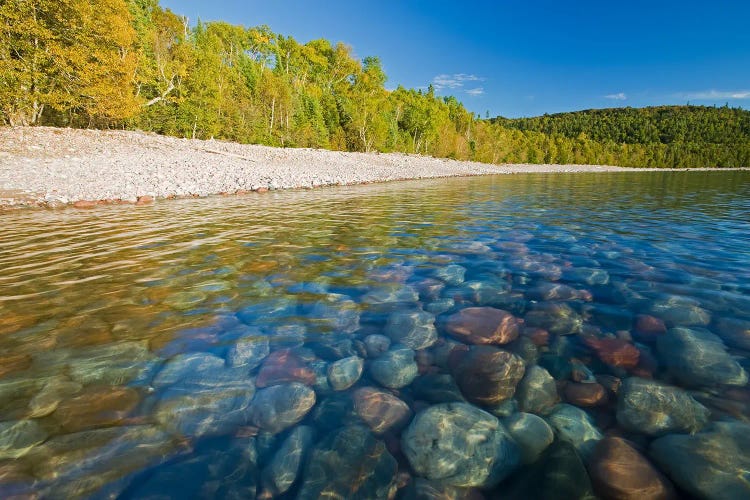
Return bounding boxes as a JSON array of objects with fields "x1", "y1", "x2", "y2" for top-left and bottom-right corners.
[{"x1": 493, "y1": 106, "x2": 750, "y2": 145}]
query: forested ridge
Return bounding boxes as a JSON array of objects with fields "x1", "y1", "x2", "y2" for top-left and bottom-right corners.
[{"x1": 1, "y1": 0, "x2": 748, "y2": 168}]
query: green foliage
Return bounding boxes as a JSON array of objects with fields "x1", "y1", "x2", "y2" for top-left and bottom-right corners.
[{"x1": 0, "y1": 0, "x2": 747, "y2": 168}]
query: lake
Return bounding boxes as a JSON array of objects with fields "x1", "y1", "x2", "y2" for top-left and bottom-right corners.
[{"x1": 1, "y1": 171, "x2": 749, "y2": 498}]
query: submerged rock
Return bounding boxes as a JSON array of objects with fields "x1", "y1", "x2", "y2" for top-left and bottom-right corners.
[
  {"x1": 545, "y1": 404, "x2": 603, "y2": 459},
  {"x1": 327, "y1": 356, "x2": 364, "y2": 391},
  {"x1": 411, "y1": 374, "x2": 466, "y2": 404},
  {"x1": 369, "y1": 347, "x2": 418, "y2": 389},
  {"x1": 588, "y1": 437, "x2": 675, "y2": 500},
  {"x1": 714, "y1": 317, "x2": 750, "y2": 351},
  {"x1": 584, "y1": 337, "x2": 640, "y2": 369},
  {"x1": 563, "y1": 382, "x2": 608, "y2": 407},
  {"x1": 650, "y1": 421, "x2": 750, "y2": 500},
  {"x1": 616, "y1": 377, "x2": 709, "y2": 436},
  {"x1": 226, "y1": 332, "x2": 270, "y2": 369},
  {"x1": 384, "y1": 309, "x2": 438, "y2": 350},
  {"x1": 515, "y1": 365, "x2": 559, "y2": 415},
  {"x1": 250, "y1": 383, "x2": 316, "y2": 435},
  {"x1": 524, "y1": 302, "x2": 583, "y2": 336},
  {"x1": 0, "y1": 419, "x2": 48, "y2": 459},
  {"x1": 261, "y1": 425, "x2": 315, "y2": 496},
  {"x1": 297, "y1": 425, "x2": 397, "y2": 499},
  {"x1": 450, "y1": 345, "x2": 526, "y2": 406},
  {"x1": 309, "y1": 294, "x2": 360, "y2": 334},
  {"x1": 353, "y1": 387, "x2": 413, "y2": 435},
  {"x1": 52, "y1": 386, "x2": 140, "y2": 433},
  {"x1": 400, "y1": 478, "x2": 484, "y2": 500},
  {"x1": 256, "y1": 348, "x2": 317, "y2": 388},
  {"x1": 503, "y1": 412, "x2": 554, "y2": 464},
  {"x1": 402, "y1": 403, "x2": 520, "y2": 488},
  {"x1": 433, "y1": 264, "x2": 467, "y2": 285},
  {"x1": 656, "y1": 327, "x2": 748, "y2": 387},
  {"x1": 363, "y1": 334, "x2": 391, "y2": 358},
  {"x1": 444, "y1": 307, "x2": 522, "y2": 345}
]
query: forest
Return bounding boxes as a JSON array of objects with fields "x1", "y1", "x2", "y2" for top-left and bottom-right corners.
[{"x1": 1, "y1": 0, "x2": 748, "y2": 168}]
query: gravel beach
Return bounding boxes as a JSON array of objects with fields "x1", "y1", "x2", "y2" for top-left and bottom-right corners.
[{"x1": 0, "y1": 126, "x2": 693, "y2": 209}]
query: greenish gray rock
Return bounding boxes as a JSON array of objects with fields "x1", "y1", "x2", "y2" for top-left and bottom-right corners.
[
  {"x1": 297, "y1": 425, "x2": 398, "y2": 499},
  {"x1": 651, "y1": 299, "x2": 711, "y2": 327},
  {"x1": 503, "y1": 412, "x2": 555, "y2": 464},
  {"x1": 384, "y1": 309, "x2": 438, "y2": 350},
  {"x1": 250, "y1": 383, "x2": 316, "y2": 434},
  {"x1": 363, "y1": 334, "x2": 391, "y2": 358},
  {"x1": 327, "y1": 356, "x2": 364, "y2": 391},
  {"x1": 562, "y1": 267, "x2": 609, "y2": 285},
  {"x1": 402, "y1": 403, "x2": 520, "y2": 488},
  {"x1": 27, "y1": 377, "x2": 82, "y2": 418},
  {"x1": 369, "y1": 347, "x2": 418, "y2": 389},
  {"x1": 650, "y1": 421, "x2": 750, "y2": 500},
  {"x1": 400, "y1": 478, "x2": 480, "y2": 500},
  {"x1": 309, "y1": 294, "x2": 360, "y2": 333},
  {"x1": 524, "y1": 302, "x2": 583, "y2": 335},
  {"x1": 433, "y1": 264, "x2": 466, "y2": 285},
  {"x1": 261, "y1": 425, "x2": 315, "y2": 496},
  {"x1": 226, "y1": 332, "x2": 270, "y2": 369},
  {"x1": 0, "y1": 419, "x2": 48, "y2": 459},
  {"x1": 425, "y1": 297, "x2": 455, "y2": 315},
  {"x1": 515, "y1": 365, "x2": 559, "y2": 415},
  {"x1": 616, "y1": 377, "x2": 709, "y2": 436},
  {"x1": 714, "y1": 317, "x2": 750, "y2": 350},
  {"x1": 65, "y1": 341, "x2": 153, "y2": 386},
  {"x1": 411, "y1": 374, "x2": 465, "y2": 404},
  {"x1": 657, "y1": 327, "x2": 748, "y2": 386},
  {"x1": 545, "y1": 404, "x2": 603, "y2": 459}
]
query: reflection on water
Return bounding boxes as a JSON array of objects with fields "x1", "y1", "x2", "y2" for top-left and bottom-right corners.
[{"x1": 1, "y1": 171, "x2": 749, "y2": 498}]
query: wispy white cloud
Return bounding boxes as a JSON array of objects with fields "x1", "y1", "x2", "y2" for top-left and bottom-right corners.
[
  {"x1": 431, "y1": 73, "x2": 485, "y2": 92},
  {"x1": 465, "y1": 87, "x2": 485, "y2": 96},
  {"x1": 604, "y1": 92, "x2": 627, "y2": 101},
  {"x1": 676, "y1": 89, "x2": 750, "y2": 100}
]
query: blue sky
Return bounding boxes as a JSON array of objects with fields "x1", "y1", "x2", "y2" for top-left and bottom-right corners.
[{"x1": 161, "y1": 0, "x2": 750, "y2": 118}]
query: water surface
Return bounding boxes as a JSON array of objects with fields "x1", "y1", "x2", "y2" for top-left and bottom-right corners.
[{"x1": 1, "y1": 171, "x2": 749, "y2": 498}]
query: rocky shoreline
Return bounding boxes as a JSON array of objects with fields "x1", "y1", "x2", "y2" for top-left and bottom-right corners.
[{"x1": 0, "y1": 126, "x2": 687, "y2": 210}]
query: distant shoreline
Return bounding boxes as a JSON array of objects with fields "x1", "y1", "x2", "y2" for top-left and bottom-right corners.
[{"x1": 0, "y1": 127, "x2": 743, "y2": 210}]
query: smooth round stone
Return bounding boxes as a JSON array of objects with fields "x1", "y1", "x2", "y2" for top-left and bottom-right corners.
[
  {"x1": 562, "y1": 267, "x2": 610, "y2": 285},
  {"x1": 261, "y1": 425, "x2": 315, "y2": 496},
  {"x1": 525, "y1": 282, "x2": 590, "y2": 301},
  {"x1": 256, "y1": 349, "x2": 317, "y2": 388},
  {"x1": 369, "y1": 347, "x2": 418, "y2": 389},
  {"x1": 363, "y1": 334, "x2": 391, "y2": 358},
  {"x1": 503, "y1": 412, "x2": 554, "y2": 464},
  {"x1": 416, "y1": 278, "x2": 446, "y2": 301},
  {"x1": 384, "y1": 310, "x2": 438, "y2": 350},
  {"x1": 656, "y1": 327, "x2": 748, "y2": 387},
  {"x1": 0, "y1": 420, "x2": 48, "y2": 459},
  {"x1": 297, "y1": 425, "x2": 398, "y2": 499},
  {"x1": 524, "y1": 302, "x2": 583, "y2": 335},
  {"x1": 433, "y1": 264, "x2": 467, "y2": 285},
  {"x1": 584, "y1": 337, "x2": 640, "y2": 369},
  {"x1": 425, "y1": 297, "x2": 455, "y2": 315},
  {"x1": 311, "y1": 392, "x2": 358, "y2": 433},
  {"x1": 450, "y1": 346, "x2": 526, "y2": 406},
  {"x1": 650, "y1": 421, "x2": 750, "y2": 500},
  {"x1": 327, "y1": 356, "x2": 364, "y2": 391},
  {"x1": 635, "y1": 314, "x2": 668, "y2": 340},
  {"x1": 589, "y1": 437, "x2": 675, "y2": 500},
  {"x1": 411, "y1": 374, "x2": 465, "y2": 404},
  {"x1": 353, "y1": 387, "x2": 413, "y2": 435},
  {"x1": 155, "y1": 384, "x2": 255, "y2": 438},
  {"x1": 714, "y1": 317, "x2": 750, "y2": 351},
  {"x1": 27, "y1": 377, "x2": 82, "y2": 418},
  {"x1": 651, "y1": 301, "x2": 711, "y2": 327},
  {"x1": 563, "y1": 382, "x2": 608, "y2": 407},
  {"x1": 515, "y1": 365, "x2": 559, "y2": 415},
  {"x1": 616, "y1": 377, "x2": 709, "y2": 436},
  {"x1": 65, "y1": 341, "x2": 153, "y2": 386},
  {"x1": 152, "y1": 352, "x2": 227, "y2": 389},
  {"x1": 545, "y1": 404, "x2": 603, "y2": 459},
  {"x1": 402, "y1": 403, "x2": 520, "y2": 488},
  {"x1": 362, "y1": 285, "x2": 420, "y2": 306},
  {"x1": 250, "y1": 383, "x2": 316, "y2": 434},
  {"x1": 444, "y1": 307, "x2": 522, "y2": 345},
  {"x1": 226, "y1": 333, "x2": 270, "y2": 369},
  {"x1": 499, "y1": 440, "x2": 595, "y2": 500},
  {"x1": 309, "y1": 294, "x2": 360, "y2": 334},
  {"x1": 52, "y1": 386, "x2": 140, "y2": 433}
]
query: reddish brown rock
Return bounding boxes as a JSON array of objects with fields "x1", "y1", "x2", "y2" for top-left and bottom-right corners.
[
  {"x1": 596, "y1": 375, "x2": 622, "y2": 396},
  {"x1": 584, "y1": 337, "x2": 640, "y2": 369},
  {"x1": 73, "y1": 200, "x2": 97, "y2": 209},
  {"x1": 588, "y1": 437, "x2": 676, "y2": 500},
  {"x1": 564, "y1": 382, "x2": 608, "y2": 407},
  {"x1": 52, "y1": 386, "x2": 140, "y2": 432},
  {"x1": 445, "y1": 307, "x2": 522, "y2": 345},
  {"x1": 0, "y1": 354, "x2": 31, "y2": 379},
  {"x1": 135, "y1": 195, "x2": 154, "y2": 205},
  {"x1": 522, "y1": 327, "x2": 550, "y2": 346},
  {"x1": 449, "y1": 345, "x2": 526, "y2": 406},
  {"x1": 256, "y1": 349, "x2": 316, "y2": 388},
  {"x1": 635, "y1": 315, "x2": 667, "y2": 340},
  {"x1": 353, "y1": 387, "x2": 413, "y2": 436}
]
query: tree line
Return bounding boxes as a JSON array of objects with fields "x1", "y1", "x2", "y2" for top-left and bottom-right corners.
[{"x1": 1, "y1": 0, "x2": 748, "y2": 168}]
